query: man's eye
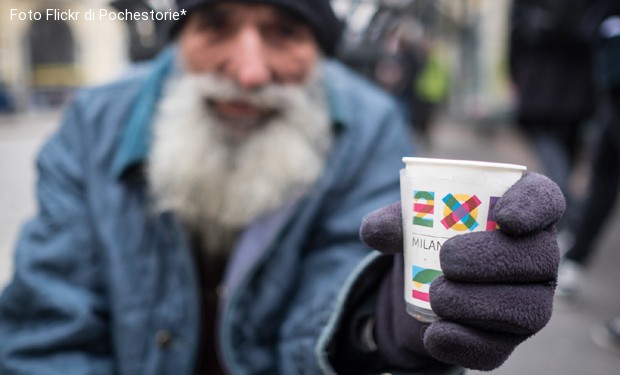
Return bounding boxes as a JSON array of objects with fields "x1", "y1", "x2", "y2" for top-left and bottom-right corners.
[
  {"x1": 263, "y1": 22, "x2": 307, "y2": 42},
  {"x1": 200, "y1": 19, "x2": 226, "y2": 32},
  {"x1": 196, "y1": 14, "x2": 231, "y2": 33}
]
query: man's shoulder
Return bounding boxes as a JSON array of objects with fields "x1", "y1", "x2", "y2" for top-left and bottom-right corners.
[
  {"x1": 322, "y1": 59, "x2": 401, "y2": 129},
  {"x1": 323, "y1": 59, "x2": 394, "y2": 106},
  {"x1": 55, "y1": 66, "x2": 154, "y2": 164},
  {"x1": 72, "y1": 67, "x2": 149, "y2": 110},
  {"x1": 62, "y1": 65, "x2": 155, "y2": 146}
]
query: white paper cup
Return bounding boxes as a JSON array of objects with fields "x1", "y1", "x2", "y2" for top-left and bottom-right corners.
[{"x1": 400, "y1": 157, "x2": 527, "y2": 322}]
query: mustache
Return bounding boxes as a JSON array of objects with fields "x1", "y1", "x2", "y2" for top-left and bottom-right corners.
[
  {"x1": 203, "y1": 98, "x2": 280, "y2": 121},
  {"x1": 189, "y1": 74, "x2": 307, "y2": 113}
]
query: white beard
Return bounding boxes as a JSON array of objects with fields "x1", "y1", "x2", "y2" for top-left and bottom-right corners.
[{"x1": 148, "y1": 67, "x2": 332, "y2": 255}]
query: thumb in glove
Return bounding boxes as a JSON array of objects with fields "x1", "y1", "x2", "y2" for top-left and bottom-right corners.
[{"x1": 360, "y1": 172, "x2": 565, "y2": 371}]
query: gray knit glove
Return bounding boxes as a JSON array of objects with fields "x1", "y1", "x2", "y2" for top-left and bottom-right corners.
[{"x1": 360, "y1": 172, "x2": 565, "y2": 371}]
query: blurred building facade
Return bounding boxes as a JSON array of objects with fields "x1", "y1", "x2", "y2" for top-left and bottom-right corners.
[{"x1": 0, "y1": 0, "x2": 128, "y2": 112}]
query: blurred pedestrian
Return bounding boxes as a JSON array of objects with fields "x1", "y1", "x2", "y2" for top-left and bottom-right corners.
[
  {"x1": 557, "y1": 1, "x2": 620, "y2": 297},
  {"x1": 373, "y1": 22, "x2": 422, "y2": 129},
  {"x1": 551, "y1": 0, "x2": 620, "y2": 353},
  {"x1": 411, "y1": 40, "x2": 451, "y2": 146},
  {"x1": 0, "y1": 0, "x2": 565, "y2": 374},
  {"x1": 373, "y1": 21, "x2": 449, "y2": 147},
  {"x1": 508, "y1": 0, "x2": 594, "y2": 230}
]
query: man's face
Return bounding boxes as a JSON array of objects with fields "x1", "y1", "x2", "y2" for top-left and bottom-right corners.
[
  {"x1": 178, "y1": 3, "x2": 320, "y2": 133},
  {"x1": 150, "y1": 3, "x2": 329, "y2": 253},
  {"x1": 150, "y1": 4, "x2": 331, "y2": 253}
]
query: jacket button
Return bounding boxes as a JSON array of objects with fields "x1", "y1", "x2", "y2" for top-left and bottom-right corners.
[
  {"x1": 216, "y1": 284, "x2": 227, "y2": 298},
  {"x1": 156, "y1": 330, "x2": 173, "y2": 348}
]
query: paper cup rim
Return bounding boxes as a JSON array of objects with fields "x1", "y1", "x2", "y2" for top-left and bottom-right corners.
[{"x1": 402, "y1": 157, "x2": 527, "y2": 172}]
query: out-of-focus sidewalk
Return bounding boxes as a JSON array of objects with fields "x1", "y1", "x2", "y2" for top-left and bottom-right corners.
[{"x1": 0, "y1": 112, "x2": 619, "y2": 374}]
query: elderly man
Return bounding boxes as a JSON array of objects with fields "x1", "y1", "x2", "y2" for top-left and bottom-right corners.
[{"x1": 0, "y1": 0, "x2": 564, "y2": 374}]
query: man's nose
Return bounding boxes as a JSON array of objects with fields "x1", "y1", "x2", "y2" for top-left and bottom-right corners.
[{"x1": 225, "y1": 27, "x2": 272, "y2": 90}]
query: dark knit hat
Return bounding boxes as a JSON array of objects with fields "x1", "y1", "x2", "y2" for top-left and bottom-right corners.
[{"x1": 172, "y1": 0, "x2": 342, "y2": 55}]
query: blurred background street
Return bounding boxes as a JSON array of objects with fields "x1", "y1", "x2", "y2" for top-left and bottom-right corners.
[{"x1": 1, "y1": 0, "x2": 620, "y2": 374}]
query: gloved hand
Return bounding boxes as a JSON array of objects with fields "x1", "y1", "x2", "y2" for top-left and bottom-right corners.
[{"x1": 360, "y1": 172, "x2": 565, "y2": 371}]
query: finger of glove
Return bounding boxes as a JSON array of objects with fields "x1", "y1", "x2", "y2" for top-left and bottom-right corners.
[
  {"x1": 440, "y1": 229, "x2": 560, "y2": 283},
  {"x1": 424, "y1": 320, "x2": 528, "y2": 371},
  {"x1": 359, "y1": 201, "x2": 403, "y2": 254},
  {"x1": 495, "y1": 172, "x2": 566, "y2": 236},
  {"x1": 430, "y1": 276, "x2": 555, "y2": 335}
]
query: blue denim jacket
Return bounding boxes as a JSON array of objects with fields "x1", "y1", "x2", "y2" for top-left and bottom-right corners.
[{"x1": 0, "y1": 49, "x2": 423, "y2": 374}]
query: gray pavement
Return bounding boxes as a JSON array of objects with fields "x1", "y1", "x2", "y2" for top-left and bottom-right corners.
[
  {"x1": 0, "y1": 111, "x2": 619, "y2": 374},
  {"x1": 0, "y1": 111, "x2": 59, "y2": 287}
]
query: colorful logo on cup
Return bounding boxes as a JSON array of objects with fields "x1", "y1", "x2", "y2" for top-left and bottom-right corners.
[
  {"x1": 412, "y1": 265, "x2": 443, "y2": 302},
  {"x1": 441, "y1": 193, "x2": 481, "y2": 231},
  {"x1": 412, "y1": 191, "x2": 501, "y2": 232},
  {"x1": 413, "y1": 191, "x2": 434, "y2": 228}
]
